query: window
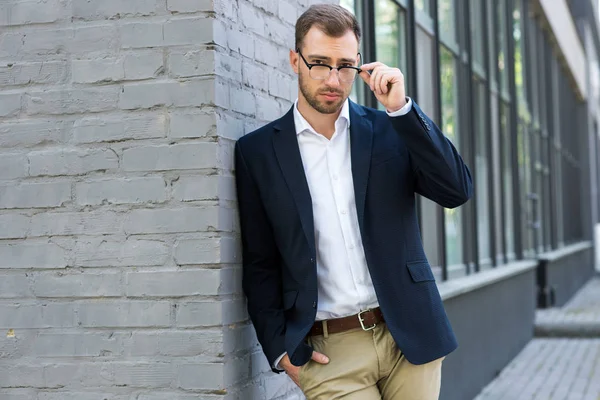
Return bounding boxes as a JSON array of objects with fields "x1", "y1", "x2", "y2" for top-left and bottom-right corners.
[
  {"x1": 474, "y1": 80, "x2": 491, "y2": 266},
  {"x1": 438, "y1": 0, "x2": 457, "y2": 46},
  {"x1": 440, "y1": 46, "x2": 463, "y2": 271},
  {"x1": 502, "y1": 104, "x2": 516, "y2": 259}
]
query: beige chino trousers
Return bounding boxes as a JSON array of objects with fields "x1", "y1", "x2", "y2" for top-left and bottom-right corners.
[{"x1": 298, "y1": 323, "x2": 444, "y2": 399}]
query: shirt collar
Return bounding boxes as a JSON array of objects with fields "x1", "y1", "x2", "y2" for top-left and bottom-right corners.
[{"x1": 293, "y1": 98, "x2": 350, "y2": 136}]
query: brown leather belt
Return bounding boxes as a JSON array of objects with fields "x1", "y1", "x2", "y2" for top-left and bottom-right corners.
[{"x1": 309, "y1": 308, "x2": 385, "y2": 336}]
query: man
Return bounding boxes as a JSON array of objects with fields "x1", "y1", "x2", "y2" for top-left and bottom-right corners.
[{"x1": 235, "y1": 4, "x2": 472, "y2": 399}]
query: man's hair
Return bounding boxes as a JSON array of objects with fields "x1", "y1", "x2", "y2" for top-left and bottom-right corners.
[{"x1": 295, "y1": 4, "x2": 361, "y2": 50}]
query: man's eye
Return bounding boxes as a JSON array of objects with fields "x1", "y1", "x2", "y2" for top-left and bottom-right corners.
[
  {"x1": 340, "y1": 64, "x2": 352, "y2": 68},
  {"x1": 313, "y1": 60, "x2": 324, "y2": 64}
]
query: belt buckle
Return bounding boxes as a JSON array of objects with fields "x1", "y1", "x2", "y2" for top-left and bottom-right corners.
[{"x1": 358, "y1": 309, "x2": 376, "y2": 331}]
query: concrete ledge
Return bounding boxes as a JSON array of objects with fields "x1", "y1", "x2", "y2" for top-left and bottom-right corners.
[
  {"x1": 537, "y1": 241, "x2": 592, "y2": 262},
  {"x1": 438, "y1": 260, "x2": 538, "y2": 301}
]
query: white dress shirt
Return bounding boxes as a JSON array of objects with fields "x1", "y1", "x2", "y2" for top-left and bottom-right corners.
[{"x1": 274, "y1": 97, "x2": 413, "y2": 369}]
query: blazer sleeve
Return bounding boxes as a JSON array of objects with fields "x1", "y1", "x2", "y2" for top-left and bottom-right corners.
[
  {"x1": 234, "y1": 140, "x2": 286, "y2": 372},
  {"x1": 389, "y1": 102, "x2": 473, "y2": 208}
]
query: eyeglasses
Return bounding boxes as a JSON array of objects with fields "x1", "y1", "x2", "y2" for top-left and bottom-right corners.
[{"x1": 297, "y1": 49, "x2": 362, "y2": 83}]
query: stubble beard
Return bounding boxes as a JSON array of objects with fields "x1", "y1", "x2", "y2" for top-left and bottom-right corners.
[{"x1": 299, "y1": 73, "x2": 348, "y2": 115}]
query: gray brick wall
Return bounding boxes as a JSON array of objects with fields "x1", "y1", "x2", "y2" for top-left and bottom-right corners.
[{"x1": 0, "y1": 0, "x2": 336, "y2": 398}]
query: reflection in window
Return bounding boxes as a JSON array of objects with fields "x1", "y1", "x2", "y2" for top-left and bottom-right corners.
[
  {"x1": 415, "y1": 0, "x2": 430, "y2": 14},
  {"x1": 375, "y1": 0, "x2": 407, "y2": 110},
  {"x1": 497, "y1": 0, "x2": 509, "y2": 94},
  {"x1": 474, "y1": 81, "x2": 491, "y2": 265},
  {"x1": 502, "y1": 104, "x2": 516, "y2": 258},
  {"x1": 438, "y1": 0, "x2": 456, "y2": 44},
  {"x1": 440, "y1": 47, "x2": 463, "y2": 268},
  {"x1": 470, "y1": 0, "x2": 484, "y2": 70},
  {"x1": 513, "y1": 0, "x2": 528, "y2": 118}
]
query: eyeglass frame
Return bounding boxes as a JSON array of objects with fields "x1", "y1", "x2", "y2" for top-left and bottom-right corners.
[{"x1": 296, "y1": 48, "x2": 362, "y2": 82}]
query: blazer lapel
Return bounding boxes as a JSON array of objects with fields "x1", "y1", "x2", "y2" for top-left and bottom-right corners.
[
  {"x1": 272, "y1": 107, "x2": 316, "y2": 257},
  {"x1": 349, "y1": 101, "x2": 373, "y2": 235}
]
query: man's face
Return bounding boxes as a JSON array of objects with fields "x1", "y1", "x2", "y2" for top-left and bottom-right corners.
[{"x1": 291, "y1": 27, "x2": 360, "y2": 114}]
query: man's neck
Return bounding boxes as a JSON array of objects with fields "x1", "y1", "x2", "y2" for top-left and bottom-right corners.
[{"x1": 297, "y1": 97, "x2": 343, "y2": 140}]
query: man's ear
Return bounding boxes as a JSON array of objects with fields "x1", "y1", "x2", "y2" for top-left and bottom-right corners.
[{"x1": 290, "y1": 49, "x2": 299, "y2": 74}]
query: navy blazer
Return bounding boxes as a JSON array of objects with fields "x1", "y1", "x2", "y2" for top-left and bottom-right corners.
[{"x1": 234, "y1": 100, "x2": 473, "y2": 372}]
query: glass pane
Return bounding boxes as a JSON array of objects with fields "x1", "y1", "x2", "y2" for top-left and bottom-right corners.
[
  {"x1": 470, "y1": 0, "x2": 484, "y2": 69},
  {"x1": 375, "y1": 1, "x2": 407, "y2": 109},
  {"x1": 497, "y1": 0, "x2": 509, "y2": 94},
  {"x1": 474, "y1": 81, "x2": 491, "y2": 264},
  {"x1": 416, "y1": 27, "x2": 436, "y2": 116},
  {"x1": 491, "y1": 94, "x2": 504, "y2": 263},
  {"x1": 513, "y1": 0, "x2": 528, "y2": 118},
  {"x1": 341, "y1": 0, "x2": 363, "y2": 104},
  {"x1": 502, "y1": 103, "x2": 515, "y2": 258},
  {"x1": 486, "y1": 0, "x2": 497, "y2": 85},
  {"x1": 415, "y1": 0, "x2": 430, "y2": 14},
  {"x1": 438, "y1": 0, "x2": 457, "y2": 44},
  {"x1": 440, "y1": 46, "x2": 463, "y2": 267}
]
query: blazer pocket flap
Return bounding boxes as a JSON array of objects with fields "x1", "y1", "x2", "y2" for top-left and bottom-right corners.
[
  {"x1": 282, "y1": 290, "x2": 299, "y2": 310},
  {"x1": 407, "y1": 261, "x2": 435, "y2": 282}
]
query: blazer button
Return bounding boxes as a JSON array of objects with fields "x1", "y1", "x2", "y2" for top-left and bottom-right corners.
[{"x1": 312, "y1": 301, "x2": 317, "y2": 308}]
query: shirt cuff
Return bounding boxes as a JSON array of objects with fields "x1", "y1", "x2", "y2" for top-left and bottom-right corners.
[
  {"x1": 274, "y1": 352, "x2": 287, "y2": 371},
  {"x1": 386, "y1": 97, "x2": 413, "y2": 117}
]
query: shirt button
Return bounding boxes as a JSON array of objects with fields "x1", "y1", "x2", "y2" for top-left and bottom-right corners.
[
  {"x1": 333, "y1": 175, "x2": 338, "y2": 180},
  {"x1": 349, "y1": 244, "x2": 355, "y2": 249},
  {"x1": 340, "y1": 210, "x2": 347, "y2": 215}
]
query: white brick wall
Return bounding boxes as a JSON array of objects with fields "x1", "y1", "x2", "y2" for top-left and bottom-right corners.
[{"x1": 0, "y1": 0, "x2": 336, "y2": 398}]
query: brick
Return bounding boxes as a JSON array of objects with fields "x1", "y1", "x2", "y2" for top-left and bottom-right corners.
[
  {"x1": 0, "y1": 390, "x2": 37, "y2": 400},
  {"x1": 137, "y1": 394, "x2": 214, "y2": 400},
  {"x1": 126, "y1": 269, "x2": 234, "y2": 296},
  {"x1": 0, "y1": 273, "x2": 31, "y2": 298},
  {"x1": 0, "y1": 61, "x2": 67, "y2": 86},
  {"x1": 43, "y1": 363, "x2": 113, "y2": 388},
  {"x1": 0, "y1": 182, "x2": 71, "y2": 209},
  {"x1": 122, "y1": 143, "x2": 217, "y2": 171},
  {"x1": 33, "y1": 333, "x2": 122, "y2": 357},
  {"x1": 74, "y1": 237, "x2": 170, "y2": 267},
  {"x1": 0, "y1": 0, "x2": 63, "y2": 26},
  {"x1": 278, "y1": 0, "x2": 298, "y2": 25},
  {"x1": 239, "y1": 2, "x2": 265, "y2": 37},
  {"x1": 77, "y1": 301, "x2": 171, "y2": 327},
  {"x1": 254, "y1": 37, "x2": 281, "y2": 68},
  {"x1": 118, "y1": 81, "x2": 174, "y2": 109},
  {"x1": 0, "y1": 153, "x2": 28, "y2": 179},
  {"x1": 177, "y1": 363, "x2": 224, "y2": 390},
  {"x1": 230, "y1": 86, "x2": 256, "y2": 115},
  {"x1": 73, "y1": 114, "x2": 166, "y2": 143},
  {"x1": 174, "y1": 237, "x2": 239, "y2": 264},
  {"x1": 124, "y1": 207, "x2": 219, "y2": 234},
  {"x1": 216, "y1": 111, "x2": 245, "y2": 140},
  {"x1": 176, "y1": 299, "x2": 247, "y2": 327},
  {"x1": 269, "y1": 70, "x2": 292, "y2": 100},
  {"x1": 243, "y1": 60, "x2": 269, "y2": 92},
  {"x1": 253, "y1": 0, "x2": 279, "y2": 14},
  {"x1": 72, "y1": 58, "x2": 124, "y2": 83},
  {"x1": 26, "y1": 87, "x2": 119, "y2": 115},
  {"x1": 39, "y1": 393, "x2": 129, "y2": 400},
  {"x1": 33, "y1": 272, "x2": 122, "y2": 297},
  {"x1": 164, "y1": 17, "x2": 213, "y2": 46},
  {"x1": 173, "y1": 175, "x2": 218, "y2": 201},
  {"x1": 216, "y1": 52, "x2": 243, "y2": 82},
  {"x1": 214, "y1": 78, "x2": 230, "y2": 108},
  {"x1": 29, "y1": 148, "x2": 118, "y2": 176},
  {"x1": 72, "y1": 0, "x2": 161, "y2": 19},
  {"x1": 120, "y1": 21, "x2": 164, "y2": 48},
  {"x1": 157, "y1": 330, "x2": 223, "y2": 356},
  {"x1": 31, "y1": 210, "x2": 123, "y2": 236},
  {"x1": 228, "y1": 28, "x2": 255, "y2": 58},
  {"x1": 223, "y1": 324, "x2": 259, "y2": 354},
  {"x1": 0, "y1": 93, "x2": 21, "y2": 117},
  {"x1": 0, "y1": 120, "x2": 70, "y2": 148},
  {"x1": 2, "y1": 26, "x2": 118, "y2": 58},
  {"x1": 265, "y1": 15, "x2": 291, "y2": 46},
  {"x1": 168, "y1": 48, "x2": 214, "y2": 78},
  {"x1": 75, "y1": 177, "x2": 167, "y2": 205},
  {"x1": 0, "y1": 214, "x2": 30, "y2": 239},
  {"x1": 0, "y1": 365, "x2": 44, "y2": 387},
  {"x1": 256, "y1": 94, "x2": 284, "y2": 122},
  {"x1": 167, "y1": 0, "x2": 212, "y2": 13},
  {"x1": 169, "y1": 111, "x2": 215, "y2": 138},
  {"x1": 0, "y1": 242, "x2": 67, "y2": 269},
  {"x1": 123, "y1": 50, "x2": 164, "y2": 79},
  {"x1": 0, "y1": 303, "x2": 76, "y2": 328},
  {"x1": 113, "y1": 363, "x2": 174, "y2": 388}
]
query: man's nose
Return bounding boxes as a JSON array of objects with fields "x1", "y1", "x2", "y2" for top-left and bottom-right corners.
[{"x1": 324, "y1": 69, "x2": 341, "y2": 86}]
